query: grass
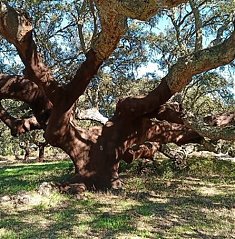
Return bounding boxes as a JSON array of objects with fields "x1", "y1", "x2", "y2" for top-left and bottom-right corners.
[
  {"x1": 0, "y1": 161, "x2": 72, "y2": 195},
  {"x1": 0, "y1": 157, "x2": 235, "y2": 238}
]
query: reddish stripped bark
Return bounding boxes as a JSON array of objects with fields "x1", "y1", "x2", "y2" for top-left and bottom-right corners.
[
  {"x1": 0, "y1": 75, "x2": 52, "y2": 129},
  {"x1": 123, "y1": 108, "x2": 235, "y2": 164},
  {"x1": 123, "y1": 142, "x2": 161, "y2": 164},
  {"x1": 122, "y1": 121, "x2": 203, "y2": 164}
]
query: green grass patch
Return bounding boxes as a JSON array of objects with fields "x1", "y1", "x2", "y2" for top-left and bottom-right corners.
[
  {"x1": 0, "y1": 160, "x2": 72, "y2": 195},
  {"x1": 0, "y1": 157, "x2": 235, "y2": 238},
  {"x1": 92, "y1": 214, "x2": 133, "y2": 231},
  {"x1": 187, "y1": 157, "x2": 235, "y2": 179}
]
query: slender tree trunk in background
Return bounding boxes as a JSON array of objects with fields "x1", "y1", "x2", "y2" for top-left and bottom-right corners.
[
  {"x1": 19, "y1": 142, "x2": 30, "y2": 162},
  {"x1": 38, "y1": 145, "x2": 44, "y2": 163},
  {"x1": 24, "y1": 146, "x2": 30, "y2": 162},
  {"x1": 37, "y1": 142, "x2": 47, "y2": 162},
  {"x1": 21, "y1": 142, "x2": 30, "y2": 162}
]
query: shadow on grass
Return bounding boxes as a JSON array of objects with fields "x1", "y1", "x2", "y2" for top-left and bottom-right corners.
[
  {"x1": 0, "y1": 206, "x2": 79, "y2": 238},
  {"x1": 0, "y1": 185, "x2": 234, "y2": 239},
  {"x1": 0, "y1": 158, "x2": 235, "y2": 238},
  {"x1": 1, "y1": 188, "x2": 234, "y2": 239}
]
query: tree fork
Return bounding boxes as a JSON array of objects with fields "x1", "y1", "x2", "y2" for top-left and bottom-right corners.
[{"x1": 0, "y1": 75, "x2": 52, "y2": 128}]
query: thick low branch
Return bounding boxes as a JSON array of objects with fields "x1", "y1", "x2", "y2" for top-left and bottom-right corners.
[
  {"x1": 0, "y1": 74, "x2": 52, "y2": 128},
  {"x1": 183, "y1": 113, "x2": 235, "y2": 141},
  {"x1": 121, "y1": 107, "x2": 235, "y2": 164},
  {"x1": 0, "y1": 102, "x2": 41, "y2": 136},
  {"x1": 121, "y1": 117, "x2": 203, "y2": 164},
  {"x1": 77, "y1": 108, "x2": 108, "y2": 125},
  {"x1": 122, "y1": 108, "x2": 235, "y2": 164}
]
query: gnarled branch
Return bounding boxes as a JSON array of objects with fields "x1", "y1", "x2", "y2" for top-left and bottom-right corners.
[
  {"x1": 0, "y1": 74, "x2": 52, "y2": 128},
  {"x1": 166, "y1": 29, "x2": 235, "y2": 93},
  {"x1": 116, "y1": 29, "x2": 235, "y2": 120},
  {"x1": 0, "y1": 101, "x2": 41, "y2": 136},
  {"x1": 0, "y1": 2, "x2": 58, "y2": 103},
  {"x1": 183, "y1": 112, "x2": 235, "y2": 141}
]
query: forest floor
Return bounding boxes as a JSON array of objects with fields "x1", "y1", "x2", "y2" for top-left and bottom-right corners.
[{"x1": 0, "y1": 155, "x2": 235, "y2": 239}]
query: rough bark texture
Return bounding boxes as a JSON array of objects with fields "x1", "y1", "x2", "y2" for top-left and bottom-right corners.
[
  {"x1": 95, "y1": 0, "x2": 188, "y2": 21},
  {"x1": 183, "y1": 112, "x2": 235, "y2": 141},
  {"x1": 0, "y1": 1, "x2": 235, "y2": 191}
]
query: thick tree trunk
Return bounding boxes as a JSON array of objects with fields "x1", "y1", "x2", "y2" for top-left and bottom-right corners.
[
  {"x1": 67, "y1": 99, "x2": 235, "y2": 190},
  {"x1": 62, "y1": 80, "x2": 170, "y2": 189}
]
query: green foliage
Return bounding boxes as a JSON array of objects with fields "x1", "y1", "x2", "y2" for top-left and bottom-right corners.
[
  {"x1": 0, "y1": 122, "x2": 19, "y2": 156},
  {"x1": 187, "y1": 157, "x2": 235, "y2": 180},
  {"x1": 183, "y1": 72, "x2": 235, "y2": 116},
  {"x1": 121, "y1": 155, "x2": 235, "y2": 183},
  {"x1": 93, "y1": 214, "x2": 133, "y2": 231},
  {"x1": 1, "y1": 1, "x2": 234, "y2": 121}
]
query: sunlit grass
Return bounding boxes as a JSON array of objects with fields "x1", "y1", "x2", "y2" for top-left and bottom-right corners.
[
  {"x1": 0, "y1": 157, "x2": 235, "y2": 238},
  {"x1": 0, "y1": 161, "x2": 72, "y2": 195}
]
